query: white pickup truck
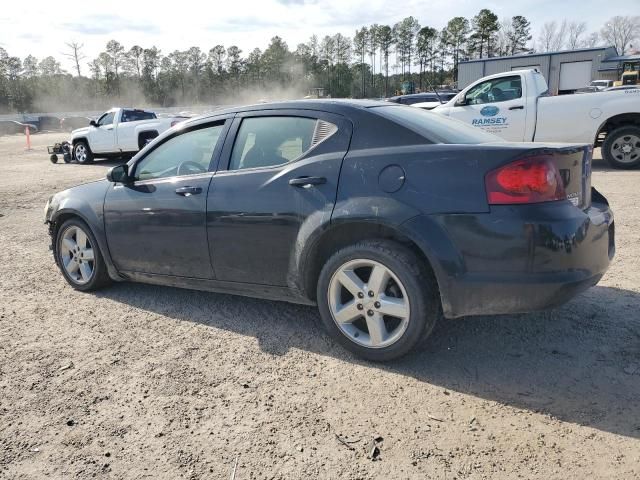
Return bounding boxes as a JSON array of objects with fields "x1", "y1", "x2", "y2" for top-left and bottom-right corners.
[
  {"x1": 432, "y1": 69, "x2": 640, "y2": 169},
  {"x1": 70, "y1": 108, "x2": 184, "y2": 164}
]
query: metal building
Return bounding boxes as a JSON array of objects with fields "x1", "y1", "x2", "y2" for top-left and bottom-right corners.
[{"x1": 458, "y1": 46, "x2": 619, "y2": 94}]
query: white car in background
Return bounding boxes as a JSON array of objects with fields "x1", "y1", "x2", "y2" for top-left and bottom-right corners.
[
  {"x1": 70, "y1": 108, "x2": 185, "y2": 164},
  {"x1": 432, "y1": 69, "x2": 640, "y2": 169}
]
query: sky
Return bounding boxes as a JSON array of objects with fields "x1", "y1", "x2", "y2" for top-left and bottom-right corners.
[{"x1": 1, "y1": 0, "x2": 638, "y2": 72}]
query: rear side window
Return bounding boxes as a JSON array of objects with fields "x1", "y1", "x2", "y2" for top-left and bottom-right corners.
[
  {"x1": 121, "y1": 110, "x2": 156, "y2": 123},
  {"x1": 372, "y1": 105, "x2": 500, "y2": 144},
  {"x1": 229, "y1": 116, "x2": 322, "y2": 170}
]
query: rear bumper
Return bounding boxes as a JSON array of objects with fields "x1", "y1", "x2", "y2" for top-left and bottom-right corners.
[{"x1": 402, "y1": 191, "x2": 614, "y2": 318}]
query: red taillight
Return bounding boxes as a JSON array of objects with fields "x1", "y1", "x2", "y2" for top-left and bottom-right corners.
[{"x1": 486, "y1": 157, "x2": 566, "y2": 205}]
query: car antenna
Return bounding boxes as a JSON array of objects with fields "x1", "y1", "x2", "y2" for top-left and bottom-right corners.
[{"x1": 424, "y1": 75, "x2": 443, "y2": 104}]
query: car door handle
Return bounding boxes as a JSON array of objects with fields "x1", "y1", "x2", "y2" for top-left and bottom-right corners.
[
  {"x1": 289, "y1": 176, "x2": 327, "y2": 187},
  {"x1": 509, "y1": 105, "x2": 524, "y2": 110},
  {"x1": 175, "y1": 186, "x2": 202, "y2": 196}
]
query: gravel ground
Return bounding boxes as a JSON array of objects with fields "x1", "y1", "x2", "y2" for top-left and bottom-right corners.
[{"x1": 1, "y1": 132, "x2": 639, "y2": 479}]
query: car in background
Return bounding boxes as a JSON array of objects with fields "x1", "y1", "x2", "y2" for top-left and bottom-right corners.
[
  {"x1": 387, "y1": 91, "x2": 458, "y2": 107},
  {"x1": 60, "y1": 116, "x2": 93, "y2": 132},
  {"x1": 45, "y1": 99, "x2": 614, "y2": 361},
  {"x1": 0, "y1": 120, "x2": 37, "y2": 135},
  {"x1": 590, "y1": 79, "x2": 614, "y2": 91},
  {"x1": 434, "y1": 69, "x2": 640, "y2": 168},
  {"x1": 604, "y1": 85, "x2": 640, "y2": 92},
  {"x1": 37, "y1": 115, "x2": 62, "y2": 131},
  {"x1": 574, "y1": 86, "x2": 599, "y2": 94},
  {"x1": 70, "y1": 108, "x2": 184, "y2": 164}
]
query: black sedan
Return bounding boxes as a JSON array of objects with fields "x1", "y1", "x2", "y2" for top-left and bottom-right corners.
[
  {"x1": 44, "y1": 100, "x2": 615, "y2": 361},
  {"x1": 0, "y1": 120, "x2": 37, "y2": 135}
]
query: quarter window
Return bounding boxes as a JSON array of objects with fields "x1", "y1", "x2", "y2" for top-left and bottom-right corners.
[
  {"x1": 466, "y1": 76, "x2": 522, "y2": 105},
  {"x1": 229, "y1": 116, "x2": 319, "y2": 170},
  {"x1": 133, "y1": 124, "x2": 224, "y2": 181}
]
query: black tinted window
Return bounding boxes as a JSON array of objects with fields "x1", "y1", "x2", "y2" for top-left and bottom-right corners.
[
  {"x1": 229, "y1": 117, "x2": 319, "y2": 170},
  {"x1": 372, "y1": 105, "x2": 500, "y2": 144},
  {"x1": 121, "y1": 110, "x2": 156, "y2": 123}
]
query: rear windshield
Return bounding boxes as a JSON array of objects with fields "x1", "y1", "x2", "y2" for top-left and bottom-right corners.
[
  {"x1": 121, "y1": 110, "x2": 156, "y2": 123},
  {"x1": 371, "y1": 105, "x2": 501, "y2": 144}
]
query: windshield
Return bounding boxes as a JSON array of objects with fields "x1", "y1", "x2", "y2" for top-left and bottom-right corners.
[{"x1": 371, "y1": 105, "x2": 501, "y2": 144}]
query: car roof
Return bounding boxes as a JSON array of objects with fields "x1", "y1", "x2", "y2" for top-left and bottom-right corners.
[{"x1": 185, "y1": 99, "x2": 390, "y2": 124}]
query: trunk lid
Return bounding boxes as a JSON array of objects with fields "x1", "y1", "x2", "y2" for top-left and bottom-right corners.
[{"x1": 543, "y1": 144, "x2": 592, "y2": 210}]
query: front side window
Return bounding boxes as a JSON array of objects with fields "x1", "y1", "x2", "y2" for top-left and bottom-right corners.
[
  {"x1": 229, "y1": 116, "x2": 318, "y2": 170},
  {"x1": 466, "y1": 76, "x2": 522, "y2": 105},
  {"x1": 97, "y1": 112, "x2": 115, "y2": 126},
  {"x1": 133, "y1": 124, "x2": 224, "y2": 181}
]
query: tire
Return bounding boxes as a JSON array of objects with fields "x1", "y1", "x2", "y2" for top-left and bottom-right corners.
[
  {"x1": 55, "y1": 218, "x2": 111, "y2": 291},
  {"x1": 316, "y1": 240, "x2": 439, "y2": 361},
  {"x1": 602, "y1": 125, "x2": 640, "y2": 169},
  {"x1": 49, "y1": 154, "x2": 58, "y2": 164},
  {"x1": 74, "y1": 140, "x2": 94, "y2": 164}
]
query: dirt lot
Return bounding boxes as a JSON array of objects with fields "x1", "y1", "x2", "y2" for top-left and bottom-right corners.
[{"x1": 0, "y1": 132, "x2": 639, "y2": 479}]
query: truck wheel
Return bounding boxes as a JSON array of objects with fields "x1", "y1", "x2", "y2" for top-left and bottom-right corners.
[
  {"x1": 74, "y1": 140, "x2": 94, "y2": 164},
  {"x1": 316, "y1": 240, "x2": 439, "y2": 361},
  {"x1": 602, "y1": 125, "x2": 640, "y2": 169}
]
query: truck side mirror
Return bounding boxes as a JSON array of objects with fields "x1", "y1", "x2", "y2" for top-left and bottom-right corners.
[
  {"x1": 89, "y1": 120, "x2": 97, "y2": 127},
  {"x1": 106, "y1": 164, "x2": 131, "y2": 184},
  {"x1": 455, "y1": 96, "x2": 468, "y2": 106}
]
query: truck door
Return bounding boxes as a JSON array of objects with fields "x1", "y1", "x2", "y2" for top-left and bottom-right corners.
[
  {"x1": 90, "y1": 111, "x2": 118, "y2": 153},
  {"x1": 448, "y1": 75, "x2": 527, "y2": 142}
]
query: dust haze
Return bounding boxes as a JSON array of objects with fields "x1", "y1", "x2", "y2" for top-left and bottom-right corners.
[{"x1": 19, "y1": 78, "x2": 313, "y2": 116}]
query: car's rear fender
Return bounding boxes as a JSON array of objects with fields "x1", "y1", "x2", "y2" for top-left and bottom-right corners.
[{"x1": 292, "y1": 195, "x2": 460, "y2": 310}]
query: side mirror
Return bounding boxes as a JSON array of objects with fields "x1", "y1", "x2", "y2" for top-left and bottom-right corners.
[
  {"x1": 106, "y1": 164, "x2": 131, "y2": 184},
  {"x1": 455, "y1": 95, "x2": 468, "y2": 106},
  {"x1": 89, "y1": 120, "x2": 98, "y2": 127}
]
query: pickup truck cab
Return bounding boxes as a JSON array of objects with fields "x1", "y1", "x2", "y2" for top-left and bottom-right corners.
[
  {"x1": 433, "y1": 69, "x2": 640, "y2": 168},
  {"x1": 70, "y1": 108, "x2": 182, "y2": 164}
]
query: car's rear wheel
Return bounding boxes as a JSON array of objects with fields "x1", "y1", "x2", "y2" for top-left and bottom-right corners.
[
  {"x1": 602, "y1": 125, "x2": 640, "y2": 169},
  {"x1": 317, "y1": 240, "x2": 439, "y2": 361},
  {"x1": 55, "y1": 218, "x2": 111, "y2": 291},
  {"x1": 74, "y1": 140, "x2": 94, "y2": 164}
]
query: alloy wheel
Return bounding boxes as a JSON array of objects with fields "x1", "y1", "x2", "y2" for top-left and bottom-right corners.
[
  {"x1": 75, "y1": 144, "x2": 87, "y2": 163},
  {"x1": 327, "y1": 259, "x2": 411, "y2": 349},
  {"x1": 59, "y1": 225, "x2": 95, "y2": 285}
]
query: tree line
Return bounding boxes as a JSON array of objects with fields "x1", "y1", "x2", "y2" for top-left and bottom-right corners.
[{"x1": 0, "y1": 13, "x2": 637, "y2": 113}]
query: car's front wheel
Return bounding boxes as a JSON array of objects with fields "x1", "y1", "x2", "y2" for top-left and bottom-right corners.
[
  {"x1": 74, "y1": 140, "x2": 94, "y2": 164},
  {"x1": 317, "y1": 240, "x2": 439, "y2": 361},
  {"x1": 55, "y1": 218, "x2": 111, "y2": 291}
]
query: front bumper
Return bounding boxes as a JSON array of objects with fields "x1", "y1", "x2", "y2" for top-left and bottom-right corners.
[{"x1": 403, "y1": 189, "x2": 615, "y2": 318}]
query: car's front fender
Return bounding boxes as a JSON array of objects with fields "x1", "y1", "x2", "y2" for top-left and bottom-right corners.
[{"x1": 46, "y1": 180, "x2": 122, "y2": 281}]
